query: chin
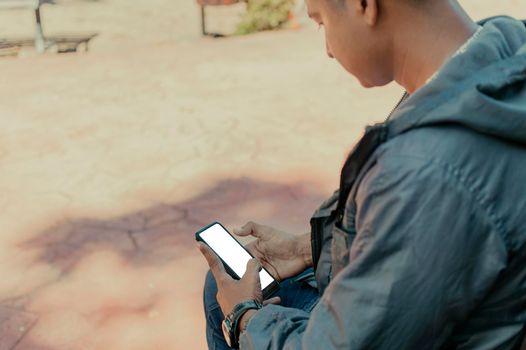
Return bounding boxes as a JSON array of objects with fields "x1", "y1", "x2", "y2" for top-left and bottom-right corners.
[
  {"x1": 342, "y1": 62, "x2": 391, "y2": 88},
  {"x1": 358, "y1": 76, "x2": 392, "y2": 89},
  {"x1": 358, "y1": 79, "x2": 375, "y2": 88}
]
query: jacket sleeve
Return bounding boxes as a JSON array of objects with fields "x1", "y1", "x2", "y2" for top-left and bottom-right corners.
[{"x1": 239, "y1": 155, "x2": 508, "y2": 350}]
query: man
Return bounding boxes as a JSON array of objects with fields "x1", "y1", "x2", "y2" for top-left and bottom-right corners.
[{"x1": 200, "y1": 0, "x2": 526, "y2": 348}]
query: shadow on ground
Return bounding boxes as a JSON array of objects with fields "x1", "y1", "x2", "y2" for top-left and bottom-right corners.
[{"x1": 1, "y1": 177, "x2": 328, "y2": 349}]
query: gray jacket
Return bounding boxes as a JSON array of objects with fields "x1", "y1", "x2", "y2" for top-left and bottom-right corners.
[{"x1": 240, "y1": 17, "x2": 526, "y2": 349}]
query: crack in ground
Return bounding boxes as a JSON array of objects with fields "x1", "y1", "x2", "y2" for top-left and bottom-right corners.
[{"x1": 126, "y1": 231, "x2": 139, "y2": 251}]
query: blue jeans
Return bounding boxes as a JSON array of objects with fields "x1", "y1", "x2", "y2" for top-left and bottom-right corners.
[{"x1": 203, "y1": 268, "x2": 319, "y2": 350}]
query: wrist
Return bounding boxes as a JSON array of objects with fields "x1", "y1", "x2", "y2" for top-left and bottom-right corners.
[
  {"x1": 297, "y1": 232, "x2": 313, "y2": 268},
  {"x1": 223, "y1": 300, "x2": 262, "y2": 348}
]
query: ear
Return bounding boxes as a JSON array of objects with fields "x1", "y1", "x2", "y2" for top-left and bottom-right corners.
[{"x1": 354, "y1": 0, "x2": 379, "y2": 27}]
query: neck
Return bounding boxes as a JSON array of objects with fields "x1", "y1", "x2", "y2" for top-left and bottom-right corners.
[{"x1": 392, "y1": 1, "x2": 479, "y2": 93}]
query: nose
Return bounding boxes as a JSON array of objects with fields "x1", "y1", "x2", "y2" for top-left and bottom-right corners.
[{"x1": 326, "y1": 41, "x2": 334, "y2": 59}]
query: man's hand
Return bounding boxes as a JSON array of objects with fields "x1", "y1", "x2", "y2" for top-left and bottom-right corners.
[
  {"x1": 234, "y1": 222, "x2": 312, "y2": 282},
  {"x1": 198, "y1": 242, "x2": 280, "y2": 316}
]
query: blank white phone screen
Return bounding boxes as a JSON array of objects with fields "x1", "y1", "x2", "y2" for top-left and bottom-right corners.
[{"x1": 200, "y1": 223, "x2": 274, "y2": 289}]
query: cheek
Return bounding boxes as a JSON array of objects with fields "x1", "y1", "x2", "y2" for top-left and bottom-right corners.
[
  {"x1": 329, "y1": 36, "x2": 360, "y2": 75},
  {"x1": 324, "y1": 25, "x2": 359, "y2": 69},
  {"x1": 328, "y1": 30, "x2": 387, "y2": 86},
  {"x1": 324, "y1": 28, "x2": 345, "y2": 61}
]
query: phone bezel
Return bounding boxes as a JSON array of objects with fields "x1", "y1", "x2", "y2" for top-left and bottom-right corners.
[{"x1": 195, "y1": 221, "x2": 280, "y2": 299}]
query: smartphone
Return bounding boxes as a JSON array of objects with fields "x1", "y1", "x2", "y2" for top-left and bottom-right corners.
[{"x1": 196, "y1": 222, "x2": 280, "y2": 299}]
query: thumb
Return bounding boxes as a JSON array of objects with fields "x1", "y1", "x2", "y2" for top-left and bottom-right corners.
[
  {"x1": 244, "y1": 258, "x2": 262, "y2": 284},
  {"x1": 263, "y1": 296, "x2": 281, "y2": 306}
]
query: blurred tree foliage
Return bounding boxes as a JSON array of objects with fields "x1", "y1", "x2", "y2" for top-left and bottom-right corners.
[{"x1": 236, "y1": 0, "x2": 295, "y2": 34}]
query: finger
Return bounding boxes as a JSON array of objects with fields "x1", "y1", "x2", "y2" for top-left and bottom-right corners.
[
  {"x1": 198, "y1": 243, "x2": 228, "y2": 281},
  {"x1": 243, "y1": 247, "x2": 277, "y2": 280},
  {"x1": 233, "y1": 221, "x2": 262, "y2": 238},
  {"x1": 263, "y1": 296, "x2": 281, "y2": 306},
  {"x1": 244, "y1": 241, "x2": 258, "y2": 256},
  {"x1": 243, "y1": 242, "x2": 277, "y2": 278},
  {"x1": 243, "y1": 258, "x2": 262, "y2": 285}
]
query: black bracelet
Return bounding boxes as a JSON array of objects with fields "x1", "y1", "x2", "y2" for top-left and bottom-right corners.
[{"x1": 229, "y1": 299, "x2": 263, "y2": 347}]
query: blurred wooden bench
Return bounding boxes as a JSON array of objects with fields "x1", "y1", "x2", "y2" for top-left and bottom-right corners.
[
  {"x1": 49, "y1": 33, "x2": 98, "y2": 52},
  {"x1": 0, "y1": 0, "x2": 49, "y2": 52},
  {"x1": 0, "y1": 41, "x2": 22, "y2": 57},
  {"x1": 0, "y1": 0, "x2": 97, "y2": 55}
]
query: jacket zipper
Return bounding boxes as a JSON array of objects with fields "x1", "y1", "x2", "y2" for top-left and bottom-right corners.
[{"x1": 385, "y1": 92, "x2": 408, "y2": 122}]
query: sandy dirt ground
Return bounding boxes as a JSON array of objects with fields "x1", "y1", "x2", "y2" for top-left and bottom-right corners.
[{"x1": 0, "y1": 1, "x2": 524, "y2": 349}]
